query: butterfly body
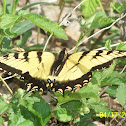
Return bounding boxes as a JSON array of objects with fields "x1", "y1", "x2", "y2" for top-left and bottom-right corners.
[{"x1": 0, "y1": 49, "x2": 126, "y2": 94}]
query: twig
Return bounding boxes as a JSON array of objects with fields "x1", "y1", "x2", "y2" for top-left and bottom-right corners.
[
  {"x1": 3, "y1": 74, "x2": 17, "y2": 81},
  {"x1": 43, "y1": 0, "x2": 86, "y2": 51},
  {"x1": 0, "y1": 76, "x2": 13, "y2": 95},
  {"x1": 43, "y1": 33, "x2": 53, "y2": 51},
  {"x1": 99, "y1": 86, "x2": 109, "y2": 97},
  {"x1": 120, "y1": 65, "x2": 126, "y2": 74},
  {"x1": 68, "y1": 13, "x2": 126, "y2": 53},
  {"x1": 116, "y1": 117, "x2": 126, "y2": 126},
  {"x1": 96, "y1": 41, "x2": 126, "y2": 51},
  {"x1": 59, "y1": 0, "x2": 86, "y2": 27}
]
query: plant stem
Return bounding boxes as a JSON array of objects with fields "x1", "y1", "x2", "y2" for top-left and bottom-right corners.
[
  {"x1": 11, "y1": 0, "x2": 19, "y2": 14},
  {"x1": 97, "y1": 0, "x2": 105, "y2": 14},
  {"x1": 37, "y1": 27, "x2": 40, "y2": 45},
  {"x1": 2, "y1": 0, "x2": 6, "y2": 14},
  {"x1": 0, "y1": 76, "x2": 13, "y2": 95}
]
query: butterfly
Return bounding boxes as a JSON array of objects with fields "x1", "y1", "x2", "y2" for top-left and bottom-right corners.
[{"x1": 0, "y1": 48, "x2": 126, "y2": 94}]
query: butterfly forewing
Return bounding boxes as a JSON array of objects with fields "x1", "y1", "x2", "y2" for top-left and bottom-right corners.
[{"x1": 0, "y1": 51, "x2": 55, "y2": 80}]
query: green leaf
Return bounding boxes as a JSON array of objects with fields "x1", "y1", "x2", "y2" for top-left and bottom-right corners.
[
  {"x1": 17, "y1": 30, "x2": 32, "y2": 47},
  {"x1": 19, "y1": 105, "x2": 42, "y2": 126},
  {"x1": 0, "y1": 101, "x2": 9, "y2": 114},
  {"x1": 87, "y1": 99, "x2": 111, "y2": 116},
  {"x1": 105, "y1": 39, "x2": 112, "y2": 50},
  {"x1": 0, "y1": 117, "x2": 4, "y2": 125},
  {"x1": 8, "y1": 108, "x2": 34, "y2": 126},
  {"x1": 56, "y1": 92, "x2": 81, "y2": 105},
  {"x1": 0, "y1": 14, "x2": 20, "y2": 29},
  {"x1": 116, "y1": 43, "x2": 126, "y2": 50},
  {"x1": 110, "y1": 2, "x2": 124, "y2": 14},
  {"x1": 122, "y1": 1, "x2": 126, "y2": 9},
  {"x1": 101, "y1": 62, "x2": 116, "y2": 79},
  {"x1": 116, "y1": 83, "x2": 126, "y2": 106},
  {"x1": 24, "y1": 44, "x2": 45, "y2": 51},
  {"x1": 81, "y1": 0, "x2": 99, "y2": 18},
  {"x1": 33, "y1": 98, "x2": 51, "y2": 125},
  {"x1": 105, "y1": 86, "x2": 118, "y2": 97},
  {"x1": 77, "y1": 82, "x2": 99, "y2": 100},
  {"x1": 21, "y1": 12, "x2": 68, "y2": 40},
  {"x1": 54, "y1": 100, "x2": 82, "y2": 122},
  {"x1": 54, "y1": 106, "x2": 73, "y2": 122},
  {"x1": 89, "y1": 12, "x2": 114, "y2": 30},
  {"x1": 85, "y1": 11, "x2": 114, "y2": 33},
  {"x1": 101, "y1": 71, "x2": 123, "y2": 86},
  {"x1": 12, "y1": 20, "x2": 34, "y2": 36},
  {"x1": 2, "y1": 37, "x2": 13, "y2": 49}
]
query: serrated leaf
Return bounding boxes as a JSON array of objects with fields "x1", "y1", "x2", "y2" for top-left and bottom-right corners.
[
  {"x1": 22, "y1": 12, "x2": 68, "y2": 40},
  {"x1": 54, "y1": 100, "x2": 82, "y2": 122},
  {"x1": 101, "y1": 69, "x2": 123, "y2": 87},
  {"x1": 8, "y1": 109, "x2": 34, "y2": 126},
  {"x1": 116, "y1": 84, "x2": 126, "y2": 106},
  {"x1": 81, "y1": 0, "x2": 99, "y2": 18},
  {"x1": 83, "y1": 11, "x2": 114, "y2": 36},
  {"x1": 33, "y1": 98, "x2": 51, "y2": 125},
  {"x1": 54, "y1": 106, "x2": 73, "y2": 122},
  {"x1": 19, "y1": 105, "x2": 41, "y2": 126},
  {"x1": 101, "y1": 62, "x2": 116, "y2": 79},
  {"x1": 88, "y1": 11, "x2": 114, "y2": 30},
  {"x1": 77, "y1": 83, "x2": 99, "y2": 100},
  {"x1": 87, "y1": 99, "x2": 111, "y2": 117}
]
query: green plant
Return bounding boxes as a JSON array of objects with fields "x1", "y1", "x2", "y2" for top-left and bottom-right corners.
[{"x1": 0, "y1": 0, "x2": 126, "y2": 125}]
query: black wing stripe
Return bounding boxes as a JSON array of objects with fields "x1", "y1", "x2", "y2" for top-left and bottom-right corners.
[
  {"x1": 14, "y1": 53, "x2": 19, "y2": 59},
  {"x1": 23, "y1": 52, "x2": 29, "y2": 61},
  {"x1": 0, "y1": 62, "x2": 22, "y2": 74},
  {"x1": 107, "y1": 50, "x2": 113, "y2": 55},
  {"x1": 37, "y1": 51, "x2": 42, "y2": 63},
  {"x1": 78, "y1": 51, "x2": 90, "y2": 61},
  {"x1": 93, "y1": 50, "x2": 103, "y2": 58}
]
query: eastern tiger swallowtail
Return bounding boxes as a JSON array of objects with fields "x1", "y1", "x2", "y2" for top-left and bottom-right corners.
[{"x1": 0, "y1": 48, "x2": 126, "y2": 94}]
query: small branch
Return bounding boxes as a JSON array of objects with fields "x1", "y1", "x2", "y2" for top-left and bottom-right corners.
[
  {"x1": 0, "y1": 76, "x2": 13, "y2": 95},
  {"x1": 120, "y1": 65, "x2": 126, "y2": 74},
  {"x1": 99, "y1": 86, "x2": 109, "y2": 97},
  {"x1": 116, "y1": 117, "x2": 126, "y2": 126},
  {"x1": 68, "y1": 13, "x2": 126, "y2": 52},
  {"x1": 3, "y1": 74, "x2": 17, "y2": 81},
  {"x1": 43, "y1": 33, "x2": 53, "y2": 51},
  {"x1": 95, "y1": 41, "x2": 126, "y2": 51},
  {"x1": 43, "y1": 0, "x2": 86, "y2": 51}
]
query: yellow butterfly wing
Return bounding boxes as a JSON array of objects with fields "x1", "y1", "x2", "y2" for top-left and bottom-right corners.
[
  {"x1": 53, "y1": 50, "x2": 126, "y2": 93},
  {"x1": 0, "y1": 51, "x2": 55, "y2": 80}
]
